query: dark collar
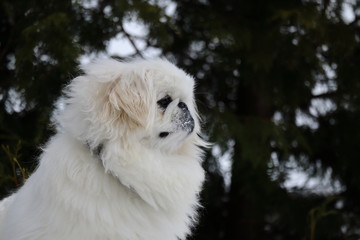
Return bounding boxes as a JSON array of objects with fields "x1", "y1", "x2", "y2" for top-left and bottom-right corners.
[{"x1": 86, "y1": 141, "x2": 104, "y2": 160}]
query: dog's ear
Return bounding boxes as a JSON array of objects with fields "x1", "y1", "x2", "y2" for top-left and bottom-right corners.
[{"x1": 108, "y1": 73, "x2": 155, "y2": 129}]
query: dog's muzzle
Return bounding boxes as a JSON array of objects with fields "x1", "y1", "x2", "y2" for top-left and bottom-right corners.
[{"x1": 159, "y1": 102, "x2": 195, "y2": 138}]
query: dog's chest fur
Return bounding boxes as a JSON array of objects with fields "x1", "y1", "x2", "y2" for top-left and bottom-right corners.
[{"x1": 0, "y1": 133, "x2": 204, "y2": 240}]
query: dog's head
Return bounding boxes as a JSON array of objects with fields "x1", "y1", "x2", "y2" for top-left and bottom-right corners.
[
  {"x1": 58, "y1": 58, "x2": 205, "y2": 154},
  {"x1": 56, "y1": 58, "x2": 207, "y2": 213}
]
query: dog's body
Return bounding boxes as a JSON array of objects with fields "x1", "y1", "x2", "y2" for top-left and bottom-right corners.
[{"x1": 0, "y1": 59, "x2": 206, "y2": 240}]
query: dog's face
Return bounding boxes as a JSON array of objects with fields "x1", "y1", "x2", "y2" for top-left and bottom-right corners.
[
  {"x1": 144, "y1": 67, "x2": 199, "y2": 152},
  {"x1": 63, "y1": 59, "x2": 202, "y2": 154}
]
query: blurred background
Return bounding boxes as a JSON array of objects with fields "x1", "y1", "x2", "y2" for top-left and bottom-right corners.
[{"x1": 1, "y1": 0, "x2": 360, "y2": 239}]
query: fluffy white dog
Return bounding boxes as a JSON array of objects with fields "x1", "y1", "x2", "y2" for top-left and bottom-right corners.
[{"x1": 0, "y1": 58, "x2": 207, "y2": 240}]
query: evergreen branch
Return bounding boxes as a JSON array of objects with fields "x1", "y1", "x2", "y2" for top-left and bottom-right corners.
[
  {"x1": 1, "y1": 142, "x2": 28, "y2": 186},
  {"x1": 119, "y1": 22, "x2": 144, "y2": 58},
  {"x1": 311, "y1": 91, "x2": 337, "y2": 99}
]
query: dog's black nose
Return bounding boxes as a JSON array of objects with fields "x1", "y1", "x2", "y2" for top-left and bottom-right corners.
[
  {"x1": 159, "y1": 132, "x2": 170, "y2": 138},
  {"x1": 178, "y1": 102, "x2": 188, "y2": 110}
]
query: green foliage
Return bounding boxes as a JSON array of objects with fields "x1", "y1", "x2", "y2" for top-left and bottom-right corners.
[
  {"x1": 1, "y1": 0, "x2": 360, "y2": 239},
  {"x1": 308, "y1": 196, "x2": 340, "y2": 240},
  {"x1": 1, "y1": 142, "x2": 28, "y2": 187}
]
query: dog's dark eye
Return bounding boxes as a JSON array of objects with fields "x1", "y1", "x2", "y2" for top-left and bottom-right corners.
[{"x1": 157, "y1": 95, "x2": 172, "y2": 109}]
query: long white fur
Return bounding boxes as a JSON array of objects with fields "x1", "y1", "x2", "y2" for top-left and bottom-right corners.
[{"x1": 0, "y1": 58, "x2": 207, "y2": 240}]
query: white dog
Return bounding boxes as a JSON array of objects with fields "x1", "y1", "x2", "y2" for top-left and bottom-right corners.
[{"x1": 0, "y1": 58, "x2": 207, "y2": 240}]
